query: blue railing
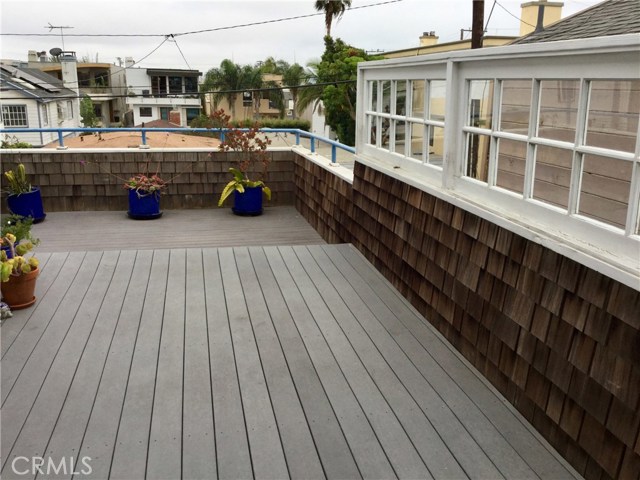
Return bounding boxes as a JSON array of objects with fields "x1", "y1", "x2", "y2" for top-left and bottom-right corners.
[{"x1": 0, "y1": 127, "x2": 355, "y2": 163}]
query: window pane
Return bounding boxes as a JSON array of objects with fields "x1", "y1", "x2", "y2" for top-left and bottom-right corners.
[
  {"x1": 466, "y1": 133, "x2": 491, "y2": 182},
  {"x1": 409, "y1": 123, "x2": 424, "y2": 161},
  {"x1": 468, "y1": 80, "x2": 493, "y2": 129},
  {"x1": 140, "y1": 107, "x2": 153, "y2": 117},
  {"x1": 500, "y1": 80, "x2": 531, "y2": 134},
  {"x1": 538, "y1": 80, "x2": 579, "y2": 142},
  {"x1": 412, "y1": 80, "x2": 424, "y2": 118},
  {"x1": 169, "y1": 76, "x2": 182, "y2": 94},
  {"x1": 381, "y1": 116, "x2": 390, "y2": 149},
  {"x1": 1, "y1": 105, "x2": 27, "y2": 127},
  {"x1": 393, "y1": 120, "x2": 406, "y2": 154},
  {"x1": 586, "y1": 80, "x2": 639, "y2": 154},
  {"x1": 370, "y1": 81, "x2": 378, "y2": 111},
  {"x1": 496, "y1": 139, "x2": 527, "y2": 194},
  {"x1": 533, "y1": 145, "x2": 572, "y2": 209},
  {"x1": 429, "y1": 126, "x2": 445, "y2": 167},
  {"x1": 395, "y1": 81, "x2": 407, "y2": 116},
  {"x1": 430, "y1": 80, "x2": 446, "y2": 122},
  {"x1": 184, "y1": 77, "x2": 198, "y2": 93},
  {"x1": 367, "y1": 115, "x2": 377, "y2": 145},
  {"x1": 381, "y1": 81, "x2": 391, "y2": 114},
  {"x1": 579, "y1": 154, "x2": 632, "y2": 229}
]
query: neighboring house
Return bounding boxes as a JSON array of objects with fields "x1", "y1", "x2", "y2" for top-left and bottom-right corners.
[
  {"x1": 0, "y1": 63, "x2": 80, "y2": 147},
  {"x1": 125, "y1": 66, "x2": 202, "y2": 127},
  {"x1": 27, "y1": 50, "x2": 128, "y2": 127}
]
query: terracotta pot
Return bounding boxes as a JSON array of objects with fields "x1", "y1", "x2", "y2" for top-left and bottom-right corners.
[{"x1": 1, "y1": 267, "x2": 38, "y2": 309}]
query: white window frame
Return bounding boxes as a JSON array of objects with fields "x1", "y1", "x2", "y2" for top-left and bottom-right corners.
[
  {"x1": 41, "y1": 104, "x2": 49, "y2": 126},
  {"x1": 356, "y1": 35, "x2": 640, "y2": 290},
  {"x1": 1, "y1": 104, "x2": 28, "y2": 127}
]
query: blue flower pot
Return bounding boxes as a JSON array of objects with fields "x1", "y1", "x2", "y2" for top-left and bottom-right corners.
[
  {"x1": 232, "y1": 186, "x2": 264, "y2": 216},
  {"x1": 127, "y1": 189, "x2": 162, "y2": 219},
  {"x1": 6, "y1": 188, "x2": 46, "y2": 223}
]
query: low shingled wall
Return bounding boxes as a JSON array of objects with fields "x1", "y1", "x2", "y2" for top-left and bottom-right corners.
[
  {"x1": 0, "y1": 150, "x2": 295, "y2": 212},
  {"x1": 294, "y1": 156, "x2": 640, "y2": 480}
]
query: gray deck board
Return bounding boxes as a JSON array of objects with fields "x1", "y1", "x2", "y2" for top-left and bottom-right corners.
[{"x1": 0, "y1": 243, "x2": 580, "y2": 480}]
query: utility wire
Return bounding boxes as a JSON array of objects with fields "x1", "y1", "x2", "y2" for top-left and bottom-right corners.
[
  {"x1": 0, "y1": 0, "x2": 404, "y2": 38},
  {"x1": 485, "y1": 0, "x2": 497, "y2": 30},
  {"x1": 169, "y1": 35, "x2": 192, "y2": 70},
  {"x1": 495, "y1": 0, "x2": 536, "y2": 28}
]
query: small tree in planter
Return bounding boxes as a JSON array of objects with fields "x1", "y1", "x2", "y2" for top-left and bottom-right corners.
[
  {"x1": 214, "y1": 109, "x2": 273, "y2": 216},
  {"x1": 1, "y1": 233, "x2": 39, "y2": 310}
]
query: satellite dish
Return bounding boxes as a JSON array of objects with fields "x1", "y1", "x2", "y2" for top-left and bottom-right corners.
[{"x1": 49, "y1": 47, "x2": 63, "y2": 56}]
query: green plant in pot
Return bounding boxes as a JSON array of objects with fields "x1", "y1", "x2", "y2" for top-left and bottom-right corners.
[
  {"x1": 3, "y1": 164, "x2": 46, "y2": 223},
  {"x1": 1, "y1": 215, "x2": 40, "y2": 258},
  {"x1": 214, "y1": 109, "x2": 272, "y2": 216},
  {"x1": 1, "y1": 233, "x2": 39, "y2": 310}
]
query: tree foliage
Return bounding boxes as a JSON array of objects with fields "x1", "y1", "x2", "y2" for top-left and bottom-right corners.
[
  {"x1": 305, "y1": 37, "x2": 380, "y2": 146},
  {"x1": 79, "y1": 95, "x2": 98, "y2": 128}
]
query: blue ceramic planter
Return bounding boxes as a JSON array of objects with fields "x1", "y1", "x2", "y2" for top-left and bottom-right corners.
[
  {"x1": 127, "y1": 189, "x2": 162, "y2": 219},
  {"x1": 232, "y1": 186, "x2": 264, "y2": 216},
  {"x1": 7, "y1": 188, "x2": 46, "y2": 223}
]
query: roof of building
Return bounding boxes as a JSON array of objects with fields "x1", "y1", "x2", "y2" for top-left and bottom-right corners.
[
  {"x1": 512, "y1": 0, "x2": 640, "y2": 44},
  {"x1": 0, "y1": 64, "x2": 76, "y2": 101}
]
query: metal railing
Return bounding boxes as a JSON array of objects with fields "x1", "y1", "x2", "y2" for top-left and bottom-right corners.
[{"x1": 0, "y1": 127, "x2": 355, "y2": 163}]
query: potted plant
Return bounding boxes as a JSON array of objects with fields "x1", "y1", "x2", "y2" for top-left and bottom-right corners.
[
  {"x1": 1, "y1": 215, "x2": 39, "y2": 259},
  {"x1": 215, "y1": 110, "x2": 272, "y2": 216},
  {"x1": 3, "y1": 164, "x2": 46, "y2": 223},
  {"x1": 81, "y1": 156, "x2": 197, "y2": 220},
  {"x1": 1, "y1": 233, "x2": 39, "y2": 310}
]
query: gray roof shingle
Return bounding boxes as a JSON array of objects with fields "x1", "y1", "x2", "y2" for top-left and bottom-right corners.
[
  {"x1": 0, "y1": 64, "x2": 77, "y2": 101},
  {"x1": 512, "y1": 0, "x2": 640, "y2": 44}
]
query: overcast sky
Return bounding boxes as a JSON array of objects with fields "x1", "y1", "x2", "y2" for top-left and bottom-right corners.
[{"x1": 1, "y1": 0, "x2": 602, "y2": 75}]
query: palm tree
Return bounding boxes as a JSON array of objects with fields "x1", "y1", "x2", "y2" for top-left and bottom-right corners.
[
  {"x1": 202, "y1": 59, "x2": 243, "y2": 118},
  {"x1": 295, "y1": 60, "x2": 324, "y2": 117},
  {"x1": 314, "y1": 0, "x2": 352, "y2": 37}
]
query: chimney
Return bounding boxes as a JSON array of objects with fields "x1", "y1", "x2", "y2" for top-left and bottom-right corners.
[
  {"x1": 520, "y1": 0, "x2": 563, "y2": 36},
  {"x1": 39, "y1": 51, "x2": 47, "y2": 62},
  {"x1": 125, "y1": 56, "x2": 135, "y2": 68},
  {"x1": 419, "y1": 31, "x2": 439, "y2": 47},
  {"x1": 28, "y1": 50, "x2": 38, "y2": 62}
]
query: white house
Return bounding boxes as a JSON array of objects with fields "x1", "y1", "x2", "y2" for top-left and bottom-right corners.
[
  {"x1": 0, "y1": 63, "x2": 81, "y2": 147},
  {"x1": 124, "y1": 64, "x2": 202, "y2": 127}
]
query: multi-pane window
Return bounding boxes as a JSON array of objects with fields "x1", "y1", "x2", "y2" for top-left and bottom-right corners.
[
  {"x1": 66, "y1": 100, "x2": 74, "y2": 120},
  {"x1": 462, "y1": 77, "x2": 640, "y2": 231},
  {"x1": 140, "y1": 107, "x2": 153, "y2": 117},
  {"x1": 1, "y1": 105, "x2": 28, "y2": 127},
  {"x1": 366, "y1": 78, "x2": 446, "y2": 167}
]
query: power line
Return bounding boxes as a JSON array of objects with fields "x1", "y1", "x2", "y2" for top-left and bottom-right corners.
[
  {"x1": 495, "y1": 0, "x2": 536, "y2": 28},
  {"x1": 169, "y1": 35, "x2": 192, "y2": 70},
  {"x1": 485, "y1": 0, "x2": 497, "y2": 30},
  {"x1": 0, "y1": 0, "x2": 404, "y2": 38}
]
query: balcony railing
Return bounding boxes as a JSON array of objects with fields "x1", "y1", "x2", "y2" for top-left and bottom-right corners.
[
  {"x1": 356, "y1": 34, "x2": 640, "y2": 288},
  {"x1": 0, "y1": 127, "x2": 355, "y2": 164}
]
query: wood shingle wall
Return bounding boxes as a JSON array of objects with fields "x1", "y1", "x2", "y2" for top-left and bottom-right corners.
[
  {"x1": 294, "y1": 157, "x2": 640, "y2": 480},
  {"x1": 1, "y1": 150, "x2": 295, "y2": 212}
]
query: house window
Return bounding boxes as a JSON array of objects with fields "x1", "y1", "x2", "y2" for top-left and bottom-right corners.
[
  {"x1": 184, "y1": 77, "x2": 198, "y2": 93},
  {"x1": 186, "y1": 108, "x2": 200, "y2": 123},
  {"x1": 151, "y1": 76, "x2": 167, "y2": 96},
  {"x1": 66, "y1": 100, "x2": 74, "y2": 120},
  {"x1": 169, "y1": 76, "x2": 182, "y2": 94},
  {"x1": 41, "y1": 104, "x2": 49, "y2": 126},
  {"x1": 243, "y1": 91, "x2": 252, "y2": 107},
  {"x1": 140, "y1": 107, "x2": 153, "y2": 117},
  {"x1": 2, "y1": 105, "x2": 28, "y2": 127},
  {"x1": 57, "y1": 102, "x2": 65, "y2": 123}
]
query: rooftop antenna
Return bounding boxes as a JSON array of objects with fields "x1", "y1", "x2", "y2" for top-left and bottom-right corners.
[{"x1": 45, "y1": 23, "x2": 74, "y2": 51}]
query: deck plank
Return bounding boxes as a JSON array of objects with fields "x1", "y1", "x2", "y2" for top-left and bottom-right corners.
[
  {"x1": 219, "y1": 247, "x2": 289, "y2": 479},
  {"x1": 235, "y1": 247, "x2": 325, "y2": 480},
  {"x1": 182, "y1": 248, "x2": 217, "y2": 480},
  {"x1": 202, "y1": 248, "x2": 253, "y2": 480},
  {"x1": 250, "y1": 246, "x2": 361, "y2": 480},
  {"x1": 266, "y1": 246, "x2": 396, "y2": 480},
  {"x1": 78, "y1": 250, "x2": 153, "y2": 479},
  {"x1": 107, "y1": 249, "x2": 171, "y2": 480}
]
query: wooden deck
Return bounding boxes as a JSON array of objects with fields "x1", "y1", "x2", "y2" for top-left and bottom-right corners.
[{"x1": 1, "y1": 241, "x2": 578, "y2": 479}]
